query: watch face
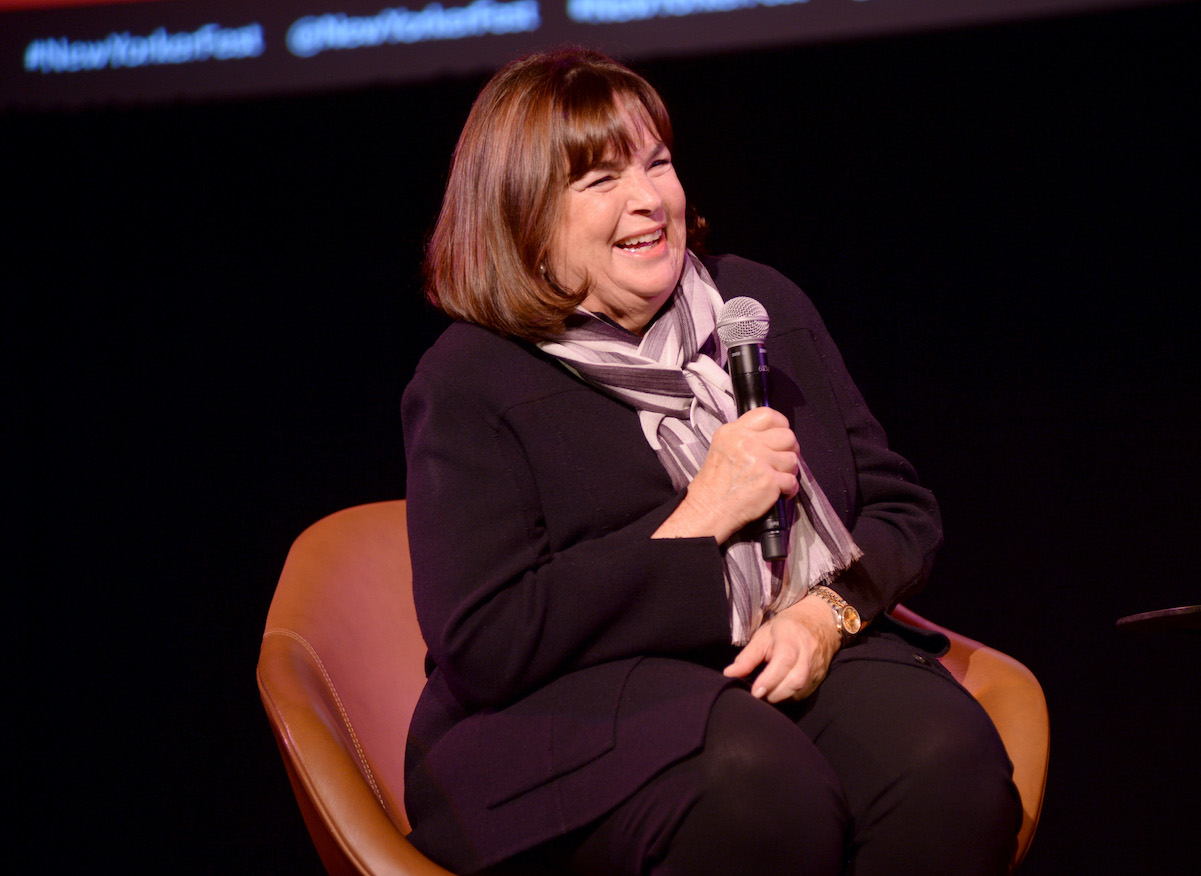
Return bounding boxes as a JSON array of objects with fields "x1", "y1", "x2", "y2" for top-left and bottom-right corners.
[{"x1": 842, "y1": 608, "x2": 862, "y2": 636}]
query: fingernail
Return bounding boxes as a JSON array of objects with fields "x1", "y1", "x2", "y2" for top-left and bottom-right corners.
[{"x1": 753, "y1": 686, "x2": 766, "y2": 699}]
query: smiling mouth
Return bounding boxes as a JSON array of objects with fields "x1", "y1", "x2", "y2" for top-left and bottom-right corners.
[{"x1": 616, "y1": 230, "x2": 664, "y2": 252}]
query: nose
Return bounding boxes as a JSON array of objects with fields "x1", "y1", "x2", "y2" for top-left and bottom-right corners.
[{"x1": 625, "y1": 168, "x2": 663, "y2": 214}]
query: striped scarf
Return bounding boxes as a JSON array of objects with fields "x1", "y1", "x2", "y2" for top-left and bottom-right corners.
[{"x1": 539, "y1": 252, "x2": 861, "y2": 644}]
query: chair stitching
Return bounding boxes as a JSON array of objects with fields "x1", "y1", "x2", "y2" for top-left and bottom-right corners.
[{"x1": 263, "y1": 628, "x2": 389, "y2": 811}]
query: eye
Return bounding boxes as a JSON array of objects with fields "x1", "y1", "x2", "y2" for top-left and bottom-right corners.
[{"x1": 586, "y1": 174, "x2": 616, "y2": 188}]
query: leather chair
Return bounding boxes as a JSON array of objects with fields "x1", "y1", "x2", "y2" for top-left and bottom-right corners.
[{"x1": 258, "y1": 500, "x2": 1049, "y2": 875}]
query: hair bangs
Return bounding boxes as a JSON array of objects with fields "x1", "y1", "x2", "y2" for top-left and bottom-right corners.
[{"x1": 555, "y1": 70, "x2": 674, "y2": 183}]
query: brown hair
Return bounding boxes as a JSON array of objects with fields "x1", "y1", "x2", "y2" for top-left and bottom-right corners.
[{"x1": 424, "y1": 48, "x2": 704, "y2": 341}]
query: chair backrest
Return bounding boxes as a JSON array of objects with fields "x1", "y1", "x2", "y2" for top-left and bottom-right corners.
[
  {"x1": 891, "y1": 604, "x2": 1050, "y2": 868},
  {"x1": 257, "y1": 499, "x2": 454, "y2": 876},
  {"x1": 259, "y1": 501, "x2": 1048, "y2": 873}
]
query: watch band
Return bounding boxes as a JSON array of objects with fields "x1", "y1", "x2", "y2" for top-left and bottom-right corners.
[{"x1": 810, "y1": 585, "x2": 863, "y2": 640}]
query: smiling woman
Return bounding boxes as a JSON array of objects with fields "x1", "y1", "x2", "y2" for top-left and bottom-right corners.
[{"x1": 401, "y1": 48, "x2": 1020, "y2": 875}]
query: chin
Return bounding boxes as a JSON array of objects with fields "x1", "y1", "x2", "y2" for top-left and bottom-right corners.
[{"x1": 627, "y1": 274, "x2": 680, "y2": 302}]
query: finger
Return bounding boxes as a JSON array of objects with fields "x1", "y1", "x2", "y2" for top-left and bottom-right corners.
[
  {"x1": 723, "y1": 634, "x2": 768, "y2": 679},
  {"x1": 765, "y1": 446, "x2": 799, "y2": 473},
  {"x1": 778, "y1": 470, "x2": 800, "y2": 499},
  {"x1": 785, "y1": 660, "x2": 832, "y2": 703},
  {"x1": 748, "y1": 641, "x2": 800, "y2": 700},
  {"x1": 738, "y1": 407, "x2": 790, "y2": 431},
  {"x1": 757, "y1": 451, "x2": 799, "y2": 499},
  {"x1": 764, "y1": 661, "x2": 818, "y2": 703},
  {"x1": 759, "y1": 426, "x2": 801, "y2": 453}
]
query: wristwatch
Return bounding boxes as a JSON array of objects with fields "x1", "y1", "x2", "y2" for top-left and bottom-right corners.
[{"x1": 810, "y1": 585, "x2": 863, "y2": 640}]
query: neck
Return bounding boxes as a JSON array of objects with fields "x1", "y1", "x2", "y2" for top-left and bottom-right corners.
[
  {"x1": 593, "y1": 294, "x2": 676, "y2": 337},
  {"x1": 585, "y1": 287, "x2": 678, "y2": 336}
]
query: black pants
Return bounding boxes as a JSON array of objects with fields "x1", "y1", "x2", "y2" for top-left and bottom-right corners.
[{"x1": 491, "y1": 630, "x2": 1021, "y2": 876}]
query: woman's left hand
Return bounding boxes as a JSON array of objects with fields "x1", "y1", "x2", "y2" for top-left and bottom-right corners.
[{"x1": 722, "y1": 595, "x2": 842, "y2": 702}]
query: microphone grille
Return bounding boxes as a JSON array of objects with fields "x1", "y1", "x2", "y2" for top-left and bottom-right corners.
[{"x1": 716, "y1": 297, "x2": 770, "y2": 346}]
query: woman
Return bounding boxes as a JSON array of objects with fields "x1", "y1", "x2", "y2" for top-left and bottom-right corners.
[{"x1": 402, "y1": 49, "x2": 1019, "y2": 875}]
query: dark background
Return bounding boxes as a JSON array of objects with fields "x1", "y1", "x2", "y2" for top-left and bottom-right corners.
[{"x1": 10, "y1": 2, "x2": 1198, "y2": 871}]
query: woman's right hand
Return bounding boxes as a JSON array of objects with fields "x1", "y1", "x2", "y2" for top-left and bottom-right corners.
[{"x1": 653, "y1": 407, "x2": 800, "y2": 543}]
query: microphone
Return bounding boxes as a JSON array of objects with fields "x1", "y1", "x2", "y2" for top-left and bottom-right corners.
[{"x1": 716, "y1": 297, "x2": 788, "y2": 560}]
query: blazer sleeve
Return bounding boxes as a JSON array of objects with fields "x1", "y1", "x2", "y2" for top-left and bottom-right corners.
[
  {"x1": 402, "y1": 348, "x2": 734, "y2": 711},
  {"x1": 708, "y1": 255, "x2": 943, "y2": 624}
]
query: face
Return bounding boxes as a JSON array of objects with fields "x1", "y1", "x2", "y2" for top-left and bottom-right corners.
[{"x1": 546, "y1": 112, "x2": 687, "y2": 333}]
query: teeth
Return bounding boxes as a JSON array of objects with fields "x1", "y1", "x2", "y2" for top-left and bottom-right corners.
[{"x1": 618, "y1": 230, "x2": 663, "y2": 249}]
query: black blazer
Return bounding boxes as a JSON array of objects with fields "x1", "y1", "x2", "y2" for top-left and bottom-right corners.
[{"x1": 401, "y1": 255, "x2": 942, "y2": 872}]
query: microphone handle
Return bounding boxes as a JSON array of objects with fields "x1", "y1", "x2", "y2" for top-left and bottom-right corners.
[{"x1": 727, "y1": 343, "x2": 788, "y2": 560}]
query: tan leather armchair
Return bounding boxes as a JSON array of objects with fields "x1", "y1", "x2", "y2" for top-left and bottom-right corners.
[{"x1": 258, "y1": 500, "x2": 1048, "y2": 875}]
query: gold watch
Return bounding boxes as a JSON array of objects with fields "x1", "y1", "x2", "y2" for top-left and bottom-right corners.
[{"x1": 810, "y1": 586, "x2": 863, "y2": 640}]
